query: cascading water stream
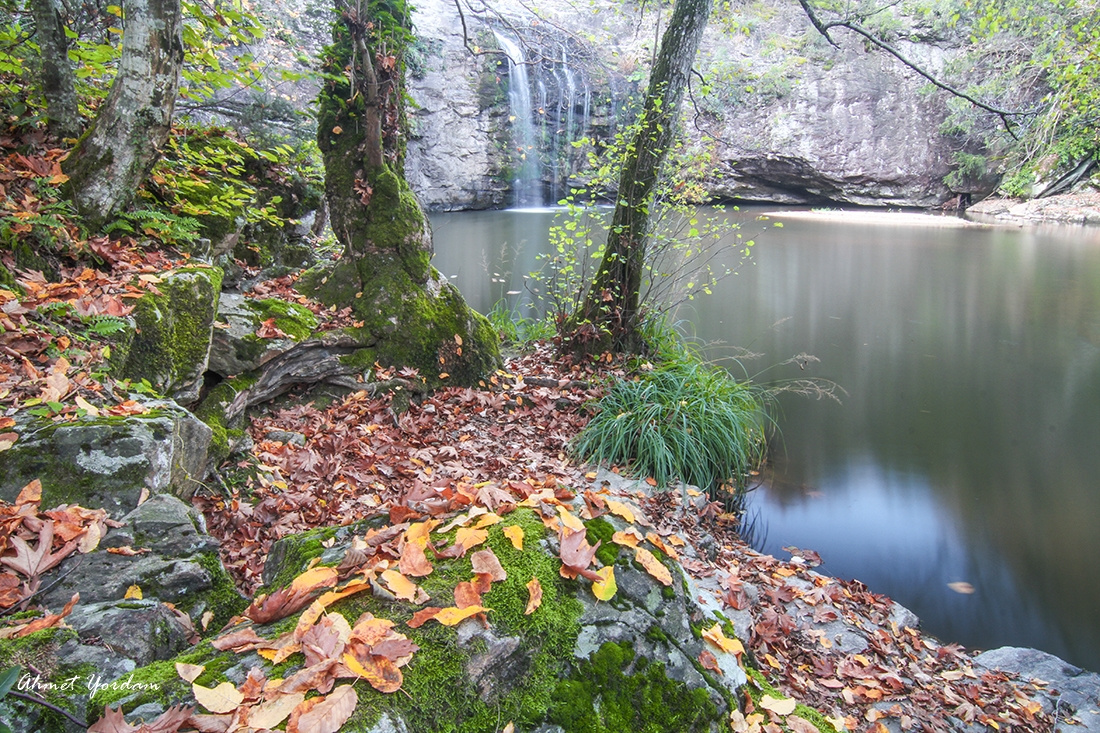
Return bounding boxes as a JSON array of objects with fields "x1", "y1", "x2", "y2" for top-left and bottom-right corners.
[{"x1": 493, "y1": 30, "x2": 542, "y2": 209}]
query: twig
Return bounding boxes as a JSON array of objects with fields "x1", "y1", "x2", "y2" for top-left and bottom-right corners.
[{"x1": 7, "y1": 689, "x2": 89, "y2": 729}]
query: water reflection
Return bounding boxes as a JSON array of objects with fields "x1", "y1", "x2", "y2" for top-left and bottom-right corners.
[{"x1": 429, "y1": 208, "x2": 1100, "y2": 671}]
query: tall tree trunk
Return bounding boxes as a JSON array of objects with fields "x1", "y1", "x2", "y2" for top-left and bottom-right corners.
[
  {"x1": 571, "y1": 0, "x2": 713, "y2": 354},
  {"x1": 62, "y1": 0, "x2": 183, "y2": 225},
  {"x1": 304, "y1": 0, "x2": 500, "y2": 386},
  {"x1": 29, "y1": 0, "x2": 80, "y2": 139}
]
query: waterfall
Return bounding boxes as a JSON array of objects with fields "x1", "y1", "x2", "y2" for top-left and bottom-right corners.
[{"x1": 493, "y1": 30, "x2": 542, "y2": 209}]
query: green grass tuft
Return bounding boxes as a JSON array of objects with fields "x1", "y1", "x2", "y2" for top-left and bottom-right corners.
[{"x1": 571, "y1": 356, "x2": 771, "y2": 499}]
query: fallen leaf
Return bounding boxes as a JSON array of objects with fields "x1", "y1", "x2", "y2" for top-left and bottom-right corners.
[
  {"x1": 470, "y1": 548, "x2": 507, "y2": 582},
  {"x1": 399, "y1": 540, "x2": 434, "y2": 577},
  {"x1": 292, "y1": 684, "x2": 358, "y2": 732},
  {"x1": 611, "y1": 529, "x2": 643, "y2": 548},
  {"x1": 380, "y1": 569, "x2": 421, "y2": 602},
  {"x1": 525, "y1": 577, "x2": 542, "y2": 615},
  {"x1": 175, "y1": 662, "x2": 205, "y2": 683},
  {"x1": 342, "y1": 653, "x2": 402, "y2": 693},
  {"x1": 702, "y1": 623, "x2": 744, "y2": 657},
  {"x1": 786, "y1": 715, "x2": 818, "y2": 733},
  {"x1": 192, "y1": 680, "x2": 244, "y2": 714},
  {"x1": 502, "y1": 524, "x2": 524, "y2": 550},
  {"x1": 591, "y1": 565, "x2": 616, "y2": 602},
  {"x1": 947, "y1": 581, "x2": 975, "y2": 594},
  {"x1": 124, "y1": 584, "x2": 142, "y2": 600},
  {"x1": 249, "y1": 691, "x2": 305, "y2": 729},
  {"x1": 634, "y1": 547, "x2": 672, "y2": 586},
  {"x1": 698, "y1": 649, "x2": 721, "y2": 674},
  {"x1": 434, "y1": 605, "x2": 489, "y2": 626},
  {"x1": 758, "y1": 694, "x2": 797, "y2": 716},
  {"x1": 606, "y1": 499, "x2": 636, "y2": 523}
]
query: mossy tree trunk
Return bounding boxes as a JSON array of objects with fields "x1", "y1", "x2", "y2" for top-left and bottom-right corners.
[
  {"x1": 28, "y1": 0, "x2": 80, "y2": 139},
  {"x1": 62, "y1": 0, "x2": 183, "y2": 225},
  {"x1": 568, "y1": 0, "x2": 713, "y2": 355},
  {"x1": 310, "y1": 0, "x2": 499, "y2": 385}
]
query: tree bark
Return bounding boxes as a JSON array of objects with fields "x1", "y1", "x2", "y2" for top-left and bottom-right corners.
[
  {"x1": 28, "y1": 0, "x2": 80, "y2": 139},
  {"x1": 571, "y1": 0, "x2": 713, "y2": 354},
  {"x1": 306, "y1": 0, "x2": 500, "y2": 386},
  {"x1": 62, "y1": 0, "x2": 183, "y2": 224}
]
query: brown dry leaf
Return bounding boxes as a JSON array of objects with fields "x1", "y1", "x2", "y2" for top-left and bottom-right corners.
[
  {"x1": 559, "y1": 527, "x2": 599, "y2": 580},
  {"x1": 452, "y1": 527, "x2": 488, "y2": 556},
  {"x1": 399, "y1": 540, "x2": 434, "y2": 577},
  {"x1": 3, "y1": 592, "x2": 79, "y2": 638},
  {"x1": 698, "y1": 649, "x2": 721, "y2": 675},
  {"x1": 525, "y1": 577, "x2": 543, "y2": 615},
  {"x1": 502, "y1": 524, "x2": 524, "y2": 550},
  {"x1": 175, "y1": 662, "x2": 205, "y2": 683},
  {"x1": 192, "y1": 681, "x2": 244, "y2": 714},
  {"x1": 249, "y1": 691, "x2": 305, "y2": 730},
  {"x1": 634, "y1": 547, "x2": 672, "y2": 586},
  {"x1": 758, "y1": 694, "x2": 797, "y2": 716},
  {"x1": 453, "y1": 580, "x2": 483, "y2": 609},
  {"x1": 212, "y1": 627, "x2": 268, "y2": 652},
  {"x1": 591, "y1": 566, "x2": 616, "y2": 602},
  {"x1": 291, "y1": 684, "x2": 357, "y2": 733},
  {"x1": 406, "y1": 607, "x2": 443, "y2": 628},
  {"x1": 470, "y1": 548, "x2": 507, "y2": 582}
]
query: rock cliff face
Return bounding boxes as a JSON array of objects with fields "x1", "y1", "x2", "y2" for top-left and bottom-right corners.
[{"x1": 399, "y1": 0, "x2": 1006, "y2": 209}]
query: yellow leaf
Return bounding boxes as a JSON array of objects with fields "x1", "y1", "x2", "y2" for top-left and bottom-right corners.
[
  {"x1": 557, "y1": 505, "x2": 585, "y2": 532},
  {"x1": 606, "y1": 499, "x2": 635, "y2": 523},
  {"x1": 472, "y1": 512, "x2": 502, "y2": 529},
  {"x1": 75, "y1": 395, "x2": 99, "y2": 416},
  {"x1": 453, "y1": 526, "x2": 489, "y2": 554},
  {"x1": 525, "y1": 577, "x2": 542, "y2": 614},
  {"x1": 612, "y1": 528, "x2": 643, "y2": 547},
  {"x1": 503, "y1": 525, "x2": 524, "y2": 550},
  {"x1": 124, "y1": 584, "x2": 143, "y2": 600},
  {"x1": 634, "y1": 547, "x2": 672, "y2": 586},
  {"x1": 758, "y1": 694, "x2": 796, "y2": 716},
  {"x1": 405, "y1": 519, "x2": 439, "y2": 548},
  {"x1": 192, "y1": 681, "x2": 244, "y2": 714},
  {"x1": 701, "y1": 623, "x2": 744, "y2": 657},
  {"x1": 592, "y1": 566, "x2": 617, "y2": 601},
  {"x1": 290, "y1": 565, "x2": 339, "y2": 594},
  {"x1": 434, "y1": 605, "x2": 488, "y2": 626},
  {"x1": 175, "y1": 662, "x2": 205, "y2": 683},
  {"x1": 248, "y1": 691, "x2": 304, "y2": 729},
  {"x1": 49, "y1": 173, "x2": 69, "y2": 185}
]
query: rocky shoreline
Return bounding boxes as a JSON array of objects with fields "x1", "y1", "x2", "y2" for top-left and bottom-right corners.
[{"x1": 966, "y1": 190, "x2": 1100, "y2": 227}]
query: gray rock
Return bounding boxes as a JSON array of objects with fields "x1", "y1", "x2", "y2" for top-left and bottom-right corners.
[
  {"x1": 66, "y1": 600, "x2": 193, "y2": 665},
  {"x1": 124, "y1": 493, "x2": 220, "y2": 558},
  {"x1": 974, "y1": 646, "x2": 1100, "y2": 731},
  {"x1": 207, "y1": 292, "x2": 297, "y2": 377},
  {"x1": 0, "y1": 405, "x2": 212, "y2": 516}
]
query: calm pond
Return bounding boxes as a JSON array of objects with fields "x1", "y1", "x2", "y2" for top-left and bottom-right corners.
[{"x1": 429, "y1": 207, "x2": 1100, "y2": 672}]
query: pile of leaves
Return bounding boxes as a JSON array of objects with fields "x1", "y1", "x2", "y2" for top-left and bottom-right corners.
[
  {"x1": 196, "y1": 344, "x2": 614, "y2": 590},
  {"x1": 0, "y1": 479, "x2": 113, "y2": 633}
]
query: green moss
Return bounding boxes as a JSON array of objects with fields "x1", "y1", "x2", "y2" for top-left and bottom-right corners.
[
  {"x1": 188, "y1": 552, "x2": 248, "y2": 633},
  {"x1": 547, "y1": 641, "x2": 720, "y2": 732},
  {"x1": 87, "y1": 640, "x2": 238, "y2": 713},
  {"x1": 244, "y1": 298, "x2": 318, "y2": 341},
  {"x1": 584, "y1": 517, "x2": 621, "y2": 567},
  {"x1": 118, "y1": 266, "x2": 223, "y2": 396},
  {"x1": 0, "y1": 628, "x2": 96, "y2": 728}
]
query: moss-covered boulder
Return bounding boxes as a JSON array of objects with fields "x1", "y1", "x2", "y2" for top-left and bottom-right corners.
[
  {"x1": 90, "y1": 503, "x2": 747, "y2": 732},
  {"x1": 207, "y1": 292, "x2": 318, "y2": 377},
  {"x1": 118, "y1": 265, "x2": 223, "y2": 404},
  {"x1": 0, "y1": 402, "x2": 211, "y2": 516}
]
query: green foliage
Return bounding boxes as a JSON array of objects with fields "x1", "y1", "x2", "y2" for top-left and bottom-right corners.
[
  {"x1": 943, "y1": 151, "x2": 987, "y2": 190},
  {"x1": 0, "y1": 664, "x2": 18, "y2": 733},
  {"x1": 103, "y1": 206, "x2": 202, "y2": 248},
  {"x1": 533, "y1": 110, "x2": 753, "y2": 339},
  {"x1": 485, "y1": 299, "x2": 555, "y2": 346},
  {"x1": 571, "y1": 356, "x2": 771, "y2": 498}
]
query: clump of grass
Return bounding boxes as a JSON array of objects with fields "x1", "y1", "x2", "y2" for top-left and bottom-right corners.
[
  {"x1": 571, "y1": 357, "x2": 771, "y2": 497},
  {"x1": 486, "y1": 299, "x2": 556, "y2": 346}
]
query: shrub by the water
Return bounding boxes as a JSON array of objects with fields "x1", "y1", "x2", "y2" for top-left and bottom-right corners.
[{"x1": 571, "y1": 357, "x2": 770, "y2": 497}]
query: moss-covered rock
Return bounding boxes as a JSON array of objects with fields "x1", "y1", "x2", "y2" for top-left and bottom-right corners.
[
  {"x1": 0, "y1": 403, "x2": 212, "y2": 515},
  {"x1": 117, "y1": 265, "x2": 224, "y2": 404}
]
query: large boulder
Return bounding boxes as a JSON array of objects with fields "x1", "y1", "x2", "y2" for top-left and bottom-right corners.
[{"x1": 0, "y1": 402, "x2": 212, "y2": 516}]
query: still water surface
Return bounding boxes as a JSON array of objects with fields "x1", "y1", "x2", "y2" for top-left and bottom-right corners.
[{"x1": 429, "y1": 207, "x2": 1100, "y2": 671}]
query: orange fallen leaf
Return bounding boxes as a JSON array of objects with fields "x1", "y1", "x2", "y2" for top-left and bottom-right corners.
[
  {"x1": 343, "y1": 653, "x2": 402, "y2": 693},
  {"x1": 525, "y1": 577, "x2": 542, "y2": 615},
  {"x1": 502, "y1": 524, "x2": 524, "y2": 550},
  {"x1": 611, "y1": 529, "x2": 642, "y2": 548},
  {"x1": 606, "y1": 499, "x2": 636, "y2": 523},
  {"x1": 399, "y1": 541, "x2": 434, "y2": 577},
  {"x1": 702, "y1": 623, "x2": 744, "y2": 657},
  {"x1": 434, "y1": 605, "x2": 489, "y2": 626},
  {"x1": 380, "y1": 569, "x2": 422, "y2": 602},
  {"x1": 634, "y1": 547, "x2": 672, "y2": 586}
]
